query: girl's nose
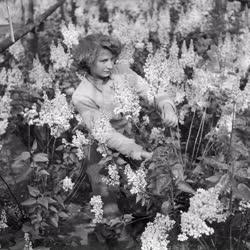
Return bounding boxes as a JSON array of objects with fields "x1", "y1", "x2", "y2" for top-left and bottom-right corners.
[{"x1": 106, "y1": 60, "x2": 114, "y2": 70}]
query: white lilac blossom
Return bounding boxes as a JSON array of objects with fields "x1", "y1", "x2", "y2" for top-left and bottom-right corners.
[
  {"x1": 111, "y1": 12, "x2": 149, "y2": 47},
  {"x1": 72, "y1": 130, "x2": 90, "y2": 159},
  {"x1": 239, "y1": 199, "x2": 250, "y2": 213},
  {"x1": 0, "y1": 92, "x2": 12, "y2": 136},
  {"x1": 215, "y1": 112, "x2": 234, "y2": 134},
  {"x1": 112, "y1": 74, "x2": 141, "y2": 121},
  {"x1": 217, "y1": 33, "x2": 238, "y2": 71},
  {"x1": 50, "y1": 41, "x2": 73, "y2": 71},
  {"x1": 106, "y1": 0, "x2": 150, "y2": 16},
  {"x1": 124, "y1": 164, "x2": 147, "y2": 196},
  {"x1": 175, "y1": 7, "x2": 208, "y2": 37},
  {"x1": 8, "y1": 40, "x2": 25, "y2": 61},
  {"x1": 180, "y1": 40, "x2": 199, "y2": 69},
  {"x1": 0, "y1": 68, "x2": 7, "y2": 86},
  {"x1": 0, "y1": 210, "x2": 8, "y2": 229},
  {"x1": 87, "y1": 16, "x2": 109, "y2": 35},
  {"x1": 178, "y1": 186, "x2": 229, "y2": 241},
  {"x1": 61, "y1": 22, "x2": 80, "y2": 49},
  {"x1": 90, "y1": 195, "x2": 104, "y2": 224},
  {"x1": 167, "y1": 37, "x2": 185, "y2": 83},
  {"x1": 102, "y1": 164, "x2": 120, "y2": 186},
  {"x1": 37, "y1": 88, "x2": 74, "y2": 137},
  {"x1": 91, "y1": 110, "x2": 113, "y2": 144},
  {"x1": 144, "y1": 47, "x2": 169, "y2": 102},
  {"x1": 5, "y1": 66, "x2": 24, "y2": 90},
  {"x1": 157, "y1": 6, "x2": 171, "y2": 46},
  {"x1": 141, "y1": 213, "x2": 175, "y2": 250},
  {"x1": 29, "y1": 56, "x2": 53, "y2": 90},
  {"x1": 24, "y1": 232, "x2": 33, "y2": 250},
  {"x1": 21, "y1": 104, "x2": 39, "y2": 126},
  {"x1": 62, "y1": 176, "x2": 74, "y2": 192}
]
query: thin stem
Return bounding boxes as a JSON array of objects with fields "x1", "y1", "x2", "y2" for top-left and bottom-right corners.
[
  {"x1": 185, "y1": 109, "x2": 196, "y2": 159},
  {"x1": 197, "y1": 238, "x2": 208, "y2": 250},
  {"x1": 51, "y1": 137, "x2": 57, "y2": 163},
  {"x1": 0, "y1": 174, "x2": 24, "y2": 217},
  {"x1": 191, "y1": 110, "x2": 205, "y2": 163},
  {"x1": 5, "y1": 0, "x2": 15, "y2": 42},
  {"x1": 236, "y1": 213, "x2": 244, "y2": 250},
  {"x1": 194, "y1": 110, "x2": 207, "y2": 161}
]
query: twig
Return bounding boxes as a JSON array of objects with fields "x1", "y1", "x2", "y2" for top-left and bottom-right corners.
[
  {"x1": 191, "y1": 110, "x2": 205, "y2": 163},
  {"x1": 5, "y1": 0, "x2": 15, "y2": 43},
  {"x1": 185, "y1": 109, "x2": 196, "y2": 160},
  {"x1": 0, "y1": 0, "x2": 66, "y2": 53},
  {"x1": 194, "y1": 110, "x2": 207, "y2": 161}
]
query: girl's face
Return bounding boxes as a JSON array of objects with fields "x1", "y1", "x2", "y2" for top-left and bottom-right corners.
[{"x1": 90, "y1": 48, "x2": 115, "y2": 80}]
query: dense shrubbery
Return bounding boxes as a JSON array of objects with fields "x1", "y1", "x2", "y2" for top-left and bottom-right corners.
[{"x1": 0, "y1": 0, "x2": 250, "y2": 249}]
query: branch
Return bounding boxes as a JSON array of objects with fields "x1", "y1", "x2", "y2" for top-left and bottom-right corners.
[{"x1": 0, "y1": 0, "x2": 66, "y2": 53}]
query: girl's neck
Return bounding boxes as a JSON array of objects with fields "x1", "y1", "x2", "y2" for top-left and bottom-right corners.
[{"x1": 86, "y1": 73, "x2": 109, "y2": 89}]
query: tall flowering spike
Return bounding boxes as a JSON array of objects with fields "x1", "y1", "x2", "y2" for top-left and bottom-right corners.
[
  {"x1": 218, "y1": 33, "x2": 238, "y2": 71},
  {"x1": 141, "y1": 213, "x2": 175, "y2": 250},
  {"x1": 29, "y1": 56, "x2": 53, "y2": 90},
  {"x1": 167, "y1": 37, "x2": 185, "y2": 83},
  {"x1": 50, "y1": 41, "x2": 73, "y2": 71},
  {"x1": 144, "y1": 47, "x2": 169, "y2": 102},
  {"x1": 90, "y1": 195, "x2": 103, "y2": 224},
  {"x1": 112, "y1": 74, "x2": 141, "y2": 121},
  {"x1": 37, "y1": 88, "x2": 74, "y2": 138},
  {"x1": 158, "y1": 6, "x2": 171, "y2": 46},
  {"x1": 178, "y1": 186, "x2": 229, "y2": 241},
  {"x1": 180, "y1": 39, "x2": 199, "y2": 69},
  {"x1": 0, "y1": 68, "x2": 7, "y2": 86},
  {"x1": 175, "y1": 1, "x2": 211, "y2": 37},
  {"x1": 111, "y1": 12, "x2": 149, "y2": 48},
  {"x1": 0, "y1": 209, "x2": 8, "y2": 229},
  {"x1": 0, "y1": 92, "x2": 12, "y2": 136},
  {"x1": 6, "y1": 66, "x2": 24, "y2": 90},
  {"x1": 88, "y1": 17, "x2": 109, "y2": 35},
  {"x1": 237, "y1": 29, "x2": 250, "y2": 74},
  {"x1": 61, "y1": 22, "x2": 80, "y2": 49}
]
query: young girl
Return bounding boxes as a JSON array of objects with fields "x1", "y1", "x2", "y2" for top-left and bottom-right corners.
[{"x1": 72, "y1": 33, "x2": 178, "y2": 217}]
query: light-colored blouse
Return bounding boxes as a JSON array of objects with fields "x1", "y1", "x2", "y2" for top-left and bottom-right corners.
[{"x1": 72, "y1": 63, "x2": 175, "y2": 158}]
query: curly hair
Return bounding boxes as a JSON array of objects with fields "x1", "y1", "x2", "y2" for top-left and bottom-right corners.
[{"x1": 72, "y1": 33, "x2": 122, "y2": 74}]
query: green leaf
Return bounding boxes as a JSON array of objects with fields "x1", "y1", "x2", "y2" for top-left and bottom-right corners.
[
  {"x1": 177, "y1": 181, "x2": 195, "y2": 194},
  {"x1": 37, "y1": 197, "x2": 49, "y2": 209},
  {"x1": 56, "y1": 145, "x2": 64, "y2": 151},
  {"x1": 50, "y1": 215, "x2": 59, "y2": 227},
  {"x1": 39, "y1": 169, "x2": 50, "y2": 176},
  {"x1": 28, "y1": 185, "x2": 40, "y2": 197},
  {"x1": 48, "y1": 197, "x2": 57, "y2": 204},
  {"x1": 49, "y1": 206, "x2": 58, "y2": 213},
  {"x1": 21, "y1": 198, "x2": 37, "y2": 206},
  {"x1": 31, "y1": 139, "x2": 37, "y2": 152},
  {"x1": 15, "y1": 151, "x2": 31, "y2": 161},
  {"x1": 206, "y1": 174, "x2": 222, "y2": 183},
  {"x1": 33, "y1": 153, "x2": 48, "y2": 162},
  {"x1": 58, "y1": 211, "x2": 69, "y2": 218}
]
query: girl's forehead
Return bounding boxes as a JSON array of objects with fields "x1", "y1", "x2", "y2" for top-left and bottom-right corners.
[{"x1": 97, "y1": 48, "x2": 113, "y2": 58}]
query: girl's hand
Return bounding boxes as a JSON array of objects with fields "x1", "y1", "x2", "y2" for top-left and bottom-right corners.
[
  {"x1": 162, "y1": 103, "x2": 178, "y2": 127},
  {"x1": 131, "y1": 150, "x2": 153, "y2": 161}
]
